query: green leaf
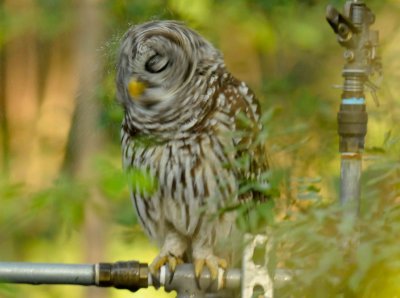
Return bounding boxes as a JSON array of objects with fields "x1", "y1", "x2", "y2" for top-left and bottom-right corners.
[{"x1": 127, "y1": 167, "x2": 158, "y2": 197}]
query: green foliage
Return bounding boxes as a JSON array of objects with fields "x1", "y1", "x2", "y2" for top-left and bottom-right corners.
[
  {"x1": 271, "y1": 196, "x2": 400, "y2": 297},
  {"x1": 268, "y1": 135, "x2": 400, "y2": 296},
  {"x1": 0, "y1": 284, "x2": 19, "y2": 298},
  {"x1": 93, "y1": 155, "x2": 136, "y2": 227},
  {"x1": 0, "y1": 0, "x2": 74, "y2": 46},
  {"x1": 127, "y1": 167, "x2": 158, "y2": 198},
  {"x1": 95, "y1": 155, "x2": 127, "y2": 200},
  {"x1": 0, "y1": 177, "x2": 87, "y2": 243},
  {"x1": 295, "y1": 176, "x2": 322, "y2": 200},
  {"x1": 236, "y1": 200, "x2": 276, "y2": 232}
]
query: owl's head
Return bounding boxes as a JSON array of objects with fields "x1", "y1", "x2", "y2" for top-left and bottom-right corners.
[{"x1": 116, "y1": 21, "x2": 223, "y2": 112}]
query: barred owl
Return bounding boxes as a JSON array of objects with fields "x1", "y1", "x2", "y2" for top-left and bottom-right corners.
[{"x1": 116, "y1": 21, "x2": 268, "y2": 279}]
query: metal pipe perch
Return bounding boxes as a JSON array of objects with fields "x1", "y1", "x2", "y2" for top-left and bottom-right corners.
[
  {"x1": 0, "y1": 261, "x2": 148, "y2": 292},
  {"x1": 0, "y1": 261, "x2": 292, "y2": 297},
  {"x1": 0, "y1": 262, "x2": 95, "y2": 285}
]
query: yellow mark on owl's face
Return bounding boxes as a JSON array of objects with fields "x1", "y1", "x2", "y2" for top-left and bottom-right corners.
[{"x1": 128, "y1": 79, "x2": 146, "y2": 99}]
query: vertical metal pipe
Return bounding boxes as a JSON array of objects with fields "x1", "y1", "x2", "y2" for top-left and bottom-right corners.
[
  {"x1": 340, "y1": 154, "x2": 361, "y2": 213},
  {"x1": 337, "y1": 94, "x2": 366, "y2": 214},
  {"x1": 337, "y1": 96, "x2": 366, "y2": 214}
]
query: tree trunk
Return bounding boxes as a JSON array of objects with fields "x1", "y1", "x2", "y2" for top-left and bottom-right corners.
[
  {"x1": 69, "y1": 1, "x2": 107, "y2": 298},
  {"x1": 4, "y1": 0, "x2": 39, "y2": 182},
  {"x1": 25, "y1": 37, "x2": 79, "y2": 188},
  {"x1": 0, "y1": 42, "x2": 6, "y2": 173}
]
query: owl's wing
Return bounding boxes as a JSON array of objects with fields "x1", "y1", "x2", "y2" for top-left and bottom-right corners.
[{"x1": 223, "y1": 75, "x2": 269, "y2": 203}]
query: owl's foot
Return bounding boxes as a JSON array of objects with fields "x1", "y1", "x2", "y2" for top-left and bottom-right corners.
[
  {"x1": 150, "y1": 253, "x2": 184, "y2": 275},
  {"x1": 194, "y1": 255, "x2": 228, "y2": 280},
  {"x1": 150, "y1": 231, "x2": 187, "y2": 277}
]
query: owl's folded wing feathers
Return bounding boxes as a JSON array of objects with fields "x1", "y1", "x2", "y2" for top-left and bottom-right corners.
[{"x1": 220, "y1": 74, "x2": 270, "y2": 203}]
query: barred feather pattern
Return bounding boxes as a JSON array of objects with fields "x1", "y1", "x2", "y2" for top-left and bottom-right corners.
[{"x1": 117, "y1": 21, "x2": 268, "y2": 264}]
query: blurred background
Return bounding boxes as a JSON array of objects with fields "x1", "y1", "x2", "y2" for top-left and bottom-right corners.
[{"x1": 1, "y1": 0, "x2": 400, "y2": 297}]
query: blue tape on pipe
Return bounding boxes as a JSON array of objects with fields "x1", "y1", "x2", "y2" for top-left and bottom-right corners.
[{"x1": 342, "y1": 98, "x2": 365, "y2": 105}]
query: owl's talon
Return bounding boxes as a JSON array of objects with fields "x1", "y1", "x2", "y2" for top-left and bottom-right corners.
[
  {"x1": 150, "y1": 254, "x2": 184, "y2": 281},
  {"x1": 194, "y1": 259, "x2": 205, "y2": 290},
  {"x1": 168, "y1": 256, "x2": 184, "y2": 283},
  {"x1": 150, "y1": 255, "x2": 168, "y2": 275},
  {"x1": 218, "y1": 258, "x2": 228, "y2": 270},
  {"x1": 194, "y1": 256, "x2": 228, "y2": 282},
  {"x1": 168, "y1": 255, "x2": 184, "y2": 272},
  {"x1": 168, "y1": 257, "x2": 177, "y2": 273},
  {"x1": 205, "y1": 259, "x2": 218, "y2": 280},
  {"x1": 194, "y1": 259, "x2": 205, "y2": 279}
]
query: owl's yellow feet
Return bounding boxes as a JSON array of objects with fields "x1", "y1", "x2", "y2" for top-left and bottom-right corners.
[
  {"x1": 150, "y1": 231, "x2": 187, "y2": 275},
  {"x1": 150, "y1": 253, "x2": 184, "y2": 275},
  {"x1": 194, "y1": 256, "x2": 228, "y2": 280}
]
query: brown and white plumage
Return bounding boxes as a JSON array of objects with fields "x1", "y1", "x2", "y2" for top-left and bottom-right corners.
[{"x1": 116, "y1": 20, "x2": 268, "y2": 278}]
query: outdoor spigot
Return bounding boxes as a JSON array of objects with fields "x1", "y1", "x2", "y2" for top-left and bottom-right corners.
[
  {"x1": 326, "y1": 4, "x2": 359, "y2": 45},
  {"x1": 326, "y1": 0, "x2": 381, "y2": 154},
  {"x1": 327, "y1": 0, "x2": 381, "y2": 209}
]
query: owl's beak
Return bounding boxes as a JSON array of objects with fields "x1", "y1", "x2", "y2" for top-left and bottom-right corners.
[{"x1": 128, "y1": 79, "x2": 147, "y2": 99}]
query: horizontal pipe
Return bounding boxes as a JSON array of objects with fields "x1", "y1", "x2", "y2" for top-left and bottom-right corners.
[
  {"x1": 0, "y1": 261, "x2": 294, "y2": 293},
  {"x1": 0, "y1": 262, "x2": 95, "y2": 285}
]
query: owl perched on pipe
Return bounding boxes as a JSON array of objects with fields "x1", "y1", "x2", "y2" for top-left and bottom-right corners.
[{"x1": 116, "y1": 21, "x2": 268, "y2": 279}]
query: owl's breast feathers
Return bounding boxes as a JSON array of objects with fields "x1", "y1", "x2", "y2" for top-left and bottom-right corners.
[{"x1": 122, "y1": 69, "x2": 268, "y2": 206}]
